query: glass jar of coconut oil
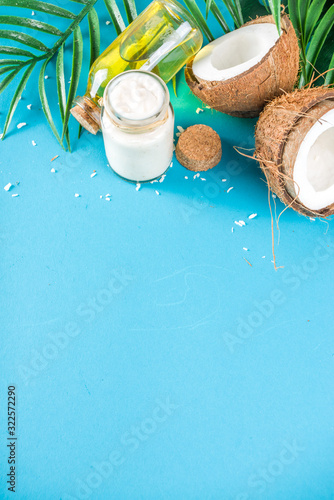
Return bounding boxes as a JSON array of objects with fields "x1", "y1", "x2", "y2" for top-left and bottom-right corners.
[
  {"x1": 101, "y1": 70, "x2": 174, "y2": 182},
  {"x1": 71, "y1": 0, "x2": 202, "y2": 134}
]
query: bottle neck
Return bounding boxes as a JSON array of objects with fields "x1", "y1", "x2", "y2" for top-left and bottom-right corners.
[{"x1": 70, "y1": 96, "x2": 102, "y2": 135}]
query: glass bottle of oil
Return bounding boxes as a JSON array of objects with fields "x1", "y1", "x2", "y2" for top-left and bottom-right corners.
[{"x1": 71, "y1": 0, "x2": 203, "y2": 134}]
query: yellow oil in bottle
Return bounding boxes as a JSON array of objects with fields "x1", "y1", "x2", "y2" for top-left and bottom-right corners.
[{"x1": 71, "y1": 0, "x2": 202, "y2": 133}]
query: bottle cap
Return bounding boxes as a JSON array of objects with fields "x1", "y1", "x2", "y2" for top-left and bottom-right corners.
[{"x1": 70, "y1": 96, "x2": 101, "y2": 135}]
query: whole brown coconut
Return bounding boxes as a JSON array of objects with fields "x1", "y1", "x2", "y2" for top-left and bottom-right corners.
[
  {"x1": 185, "y1": 14, "x2": 299, "y2": 118},
  {"x1": 255, "y1": 86, "x2": 334, "y2": 217}
]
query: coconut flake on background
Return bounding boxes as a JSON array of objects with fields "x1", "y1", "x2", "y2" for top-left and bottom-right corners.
[
  {"x1": 227, "y1": 187, "x2": 234, "y2": 193},
  {"x1": 17, "y1": 123, "x2": 26, "y2": 129},
  {"x1": 4, "y1": 183, "x2": 12, "y2": 191},
  {"x1": 248, "y1": 213, "x2": 257, "y2": 219}
]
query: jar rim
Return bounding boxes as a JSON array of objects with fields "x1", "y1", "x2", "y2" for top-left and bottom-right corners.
[{"x1": 103, "y1": 70, "x2": 170, "y2": 130}]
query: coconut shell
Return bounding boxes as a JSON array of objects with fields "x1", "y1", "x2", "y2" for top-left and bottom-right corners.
[
  {"x1": 185, "y1": 14, "x2": 299, "y2": 118},
  {"x1": 255, "y1": 86, "x2": 334, "y2": 217}
]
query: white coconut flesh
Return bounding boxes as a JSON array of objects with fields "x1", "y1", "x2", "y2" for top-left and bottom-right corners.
[
  {"x1": 192, "y1": 23, "x2": 280, "y2": 82},
  {"x1": 293, "y1": 109, "x2": 334, "y2": 210}
]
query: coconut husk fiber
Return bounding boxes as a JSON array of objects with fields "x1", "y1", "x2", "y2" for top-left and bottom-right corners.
[
  {"x1": 255, "y1": 86, "x2": 334, "y2": 217},
  {"x1": 185, "y1": 14, "x2": 299, "y2": 118}
]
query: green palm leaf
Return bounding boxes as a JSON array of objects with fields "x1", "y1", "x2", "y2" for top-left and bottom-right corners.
[
  {"x1": 305, "y1": 0, "x2": 328, "y2": 45},
  {"x1": 0, "y1": 0, "x2": 98, "y2": 146},
  {"x1": 0, "y1": 45, "x2": 35, "y2": 57},
  {"x1": 61, "y1": 25, "x2": 83, "y2": 142},
  {"x1": 0, "y1": 65, "x2": 21, "y2": 93},
  {"x1": 0, "y1": 64, "x2": 18, "y2": 75},
  {"x1": 123, "y1": 0, "x2": 137, "y2": 23},
  {"x1": 0, "y1": 16, "x2": 63, "y2": 36},
  {"x1": 302, "y1": 4, "x2": 334, "y2": 86},
  {"x1": 56, "y1": 44, "x2": 71, "y2": 150},
  {"x1": 88, "y1": 7, "x2": 100, "y2": 66},
  {"x1": 103, "y1": 0, "x2": 126, "y2": 35},
  {"x1": 325, "y1": 51, "x2": 334, "y2": 85},
  {"x1": 206, "y1": 0, "x2": 230, "y2": 32},
  {"x1": 2, "y1": 62, "x2": 36, "y2": 138},
  {"x1": 0, "y1": 0, "x2": 76, "y2": 19},
  {"x1": 267, "y1": 0, "x2": 281, "y2": 33},
  {"x1": 39, "y1": 58, "x2": 63, "y2": 147},
  {"x1": 0, "y1": 58, "x2": 25, "y2": 65},
  {"x1": 183, "y1": 0, "x2": 214, "y2": 41},
  {"x1": 0, "y1": 29, "x2": 49, "y2": 51}
]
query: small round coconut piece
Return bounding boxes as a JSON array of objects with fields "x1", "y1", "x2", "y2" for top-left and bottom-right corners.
[
  {"x1": 185, "y1": 14, "x2": 299, "y2": 118},
  {"x1": 176, "y1": 124, "x2": 222, "y2": 171},
  {"x1": 255, "y1": 86, "x2": 334, "y2": 217}
]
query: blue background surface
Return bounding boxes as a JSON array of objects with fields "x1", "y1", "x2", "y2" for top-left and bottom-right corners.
[{"x1": 1, "y1": 1, "x2": 334, "y2": 499}]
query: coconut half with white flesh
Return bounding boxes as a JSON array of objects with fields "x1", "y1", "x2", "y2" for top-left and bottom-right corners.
[
  {"x1": 255, "y1": 87, "x2": 334, "y2": 217},
  {"x1": 185, "y1": 15, "x2": 299, "y2": 118}
]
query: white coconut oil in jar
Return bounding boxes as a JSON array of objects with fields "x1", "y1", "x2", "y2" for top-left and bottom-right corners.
[{"x1": 101, "y1": 70, "x2": 174, "y2": 182}]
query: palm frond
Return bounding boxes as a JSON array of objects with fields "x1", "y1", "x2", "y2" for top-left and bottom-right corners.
[
  {"x1": 285, "y1": 0, "x2": 334, "y2": 87},
  {"x1": 0, "y1": 0, "x2": 129, "y2": 148}
]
